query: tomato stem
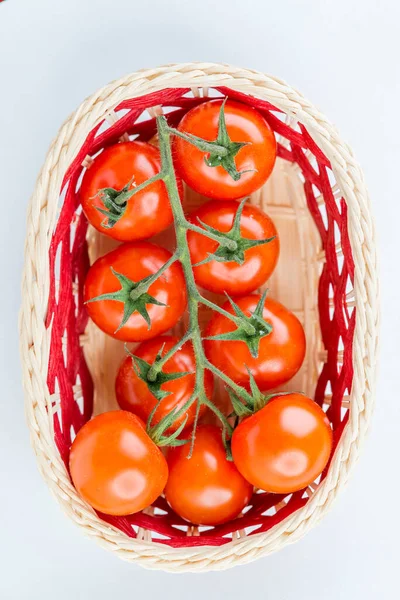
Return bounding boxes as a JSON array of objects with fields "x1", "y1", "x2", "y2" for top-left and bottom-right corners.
[
  {"x1": 201, "y1": 396, "x2": 233, "y2": 436},
  {"x1": 205, "y1": 359, "x2": 254, "y2": 406},
  {"x1": 185, "y1": 221, "x2": 238, "y2": 251},
  {"x1": 148, "y1": 393, "x2": 195, "y2": 447},
  {"x1": 113, "y1": 172, "x2": 164, "y2": 206},
  {"x1": 150, "y1": 114, "x2": 251, "y2": 444},
  {"x1": 128, "y1": 252, "x2": 178, "y2": 301},
  {"x1": 146, "y1": 329, "x2": 193, "y2": 382},
  {"x1": 93, "y1": 172, "x2": 165, "y2": 230},
  {"x1": 130, "y1": 114, "x2": 272, "y2": 448},
  {"x1": 197, "y1": 294, "x2": 256, "y2": 336},
  {"x1": 166, "y1": 127, "x2": 230, "y2": 158}
]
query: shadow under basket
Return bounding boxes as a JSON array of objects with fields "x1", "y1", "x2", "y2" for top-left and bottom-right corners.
[{"x1": 20, "y1": 64, "x2": 379, "y2": 572}]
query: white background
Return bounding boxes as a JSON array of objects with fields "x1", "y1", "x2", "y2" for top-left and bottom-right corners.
[{"x1": 0, "y1": 1, "x2": 399, "y2": 598}]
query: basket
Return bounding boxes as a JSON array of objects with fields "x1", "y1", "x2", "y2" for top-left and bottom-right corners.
[{"x1": 20, "y1": 63, "x2": 379, "y2": 572}]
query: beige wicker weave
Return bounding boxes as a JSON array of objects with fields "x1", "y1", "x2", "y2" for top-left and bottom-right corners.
[{"x1": 19, "y1": 63, "x2": 378, "y2": 572}]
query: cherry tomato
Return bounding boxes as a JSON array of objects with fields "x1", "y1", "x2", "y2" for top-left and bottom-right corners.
[
  {"x1": 80, "y1": 141, "x2": 181, "y2": 241},
  {"x1": 232, "y1": 394, "x2": 333, "y2": 493},
  {"x1": 173, "y1": 99, "x2": 276, "y2": 200},
  {"x1": 69, "y1": 411, "x2": 168, "y2": 516},
  {"x1": 204, "y1": 294, "x2": 306, "y2": 390},
  {"x1": 84, "y1": 242, "x2": 187, "y2": 341},
  {"x1": 187, "y1": 200, "x2": 279, "y2": 295},
  {"x1": 116, "y1": 336, "x2": 214, "y2": 432},
  {"x1": 165, "y1": 425, "x2": 253, "y2": 525}
]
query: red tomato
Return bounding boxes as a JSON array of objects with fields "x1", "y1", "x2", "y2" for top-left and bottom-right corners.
[
  {"x1": 116, "y1": 336, "x2": 214, "y2": 432},
  {"x1": 173, "y1": 99, "x2": 276, "y2": 199},
  {"x1": 165, "y1": 425, "x2": 253, "y2": 525},
  {"x1": 84, "y1": 242, "x2": 187, "y2": 341},
  {"x1": 204, "y1": 294, "x2": 306, "y2": 390},
  {"x1": 69, "y1": 411, "x2": 168, "y2": 516},
  {"x1": 232, "y1": 394, "x2": 333, "y2": 493},
  {"x1": 80, "y1": 141, "x2": 181, "y2": 241},
  {"x1": 187, "y1": 200, "x2": 279, "y2": 295}
]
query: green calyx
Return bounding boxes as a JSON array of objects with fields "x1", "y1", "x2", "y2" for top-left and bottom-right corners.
[
  {"x1": 205, "y1": 290, "x2": 273, "y2": 358},
  {"x1": 228, "y1": 369, "x2": 267, "y2": 417},
  {"x1": 126, "y1": 345, "x2": 192, "y2": 402},
  {"x1": 194, "y1": 198, "x2": 276, "y2": 266},
  {"x1": 169, "y1": 98, "x2": 252, "y2": 181},
  {"x1": 228, "y1": 369, "x2": 290, "y2": 417},
  {"x1": 94, "y1": 173, "x2": 163, "y2": 229},
  {"x1": 85, "y1": 267, "x2": 167, "y2": 333},
  {"x1": 93, "y1": 179, "x2": 132, "y2": 229}
]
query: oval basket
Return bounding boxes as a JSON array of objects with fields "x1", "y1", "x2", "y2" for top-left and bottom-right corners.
[{"x1": 20, "y1": 63, "x2": 379, "y2": 572}]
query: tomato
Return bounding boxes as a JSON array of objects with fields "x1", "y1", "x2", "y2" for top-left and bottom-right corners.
[
  {"x1": 165, "y1": 425, "x2": 253, "y2": 525},
  {"x1": 187, "y1": 200, "x2": 279, "y2": 295},
  {"x1": 80, "y1": 141, "x2": 181, "y2": 241},
  {"x1": 204, "y1": 294, "x2": 306, "y2": 390},
  {"x1": 173, "y1": 99, "x2": 276, "y2": 200},
  {"x1": 116, "y1": 336, "x2": 213, "y2": 432},
  {"x1": 84, "y1": 242, "x2": 187, "y2": 341},
  {"x1": 69, "y1": 411, "x2": 168, "y2": 516},
  {"x1": 232, "y1": 394, "x2": 333, "y2": 493}
]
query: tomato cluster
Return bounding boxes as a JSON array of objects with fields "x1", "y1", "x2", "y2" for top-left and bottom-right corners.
[{"x1": 70, "y1": 99, "x2": 333, "y2": 525}]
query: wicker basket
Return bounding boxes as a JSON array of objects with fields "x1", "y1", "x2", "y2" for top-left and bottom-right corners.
[{"x1": 20, "y1": 63, "x2": 379, "y2": 572}]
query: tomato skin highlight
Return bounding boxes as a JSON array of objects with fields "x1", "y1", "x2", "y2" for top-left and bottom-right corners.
[
  {"x1": 187, "y1": 200, "x2": 279, "y2": 295},
  {"x1": 69, "y1": 411, "x2": 168, "y2": 516},
  {"x1": 80, "y1": 141, "x2": 181, "y2": 241},
  {"x1": 204, "y1": 294, "x2": 306, "y2": 390},
  {"x1": 116, "y1": 336, "x2": 213, "y2": 432},
  {"x1": 173, "y1": 99, "x2": 277, "y2": 200},
  {"x1": 83, "y1": 242, "x2": 187, "y2": 342},
  {"x1": 231, "y1": 394, "x2": 333, "y2": 493},
  {"x1": 165, "y1": 425, "x2": 253, "y2": 526}
]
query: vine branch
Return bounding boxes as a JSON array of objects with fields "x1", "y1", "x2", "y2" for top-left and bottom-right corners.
[
  {"x1": 91, "y1": 105, "x2": 274, "y2": 448},
  {"x1": 152, "y1": 114, "x2": 249, "y2": 441}
]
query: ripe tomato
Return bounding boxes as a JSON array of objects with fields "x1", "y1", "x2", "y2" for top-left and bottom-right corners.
[
  {"x1": 84, "y1": 242, "x2": 187, "y2": 341},
  {"x1": 187, "y1": 200, "x2": 279, "y2": 295},
  {"x1": 165, "y1": 425, "x2": 253, "y2": 525},
  {"x1": 69, "y1": 411, "x2": 168, "y2": 516},
  {"x1": 116, "y1": 336, "x2": 214, "y2": 432},
  {"x1": 204, "y1": 294, "x2": 306, "y2": 390},
  {"x1": 173, "y1": 99, "x2": 276, "y2": 200},
  {"x1": 232, "y1": 394, "x2": 333, "y2": 493},
  {"x1": 80, "y1": 141, "x2": 180, "y2": 241}
]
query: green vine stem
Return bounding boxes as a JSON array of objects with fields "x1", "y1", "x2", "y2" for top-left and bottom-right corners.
[
  {"x1": 196, "y1": 294, "x2": 256, "y2": 336},
  {"x1": 146, "y1": 330, "x2": 193, "y2": 382},
  {"x1": 90, "y1": 103, "x2": 276, "y2": 448},
  {"x1": 185, "y1": 221, "x2": 237, "y2": 251},
  {"x1": 165, "y1": 127, "x2": 230, "y2": 158},
  {"x1": 156, "y1": 114, "x2": 235, "y2": 437}
]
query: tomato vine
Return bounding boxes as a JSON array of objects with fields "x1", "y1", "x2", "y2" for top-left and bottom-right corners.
[{"x1": 88, "y1": 103, "x2": 277, "y2": 453}]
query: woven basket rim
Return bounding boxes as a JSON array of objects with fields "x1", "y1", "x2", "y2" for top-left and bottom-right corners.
[{"x1": 19, "y1": 62, "x2": 379, "y2": 572}]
